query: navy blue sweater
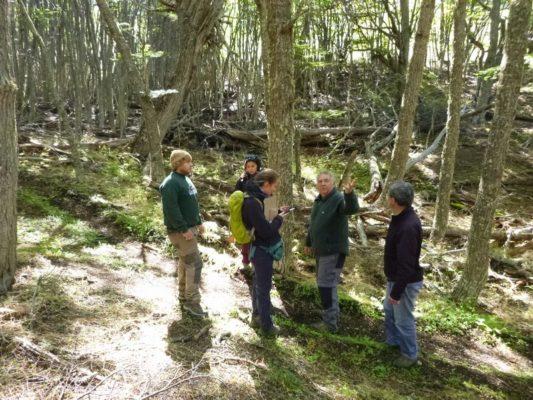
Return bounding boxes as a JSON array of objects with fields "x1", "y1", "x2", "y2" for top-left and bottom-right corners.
[
  {"x1": 242, "y1": 181, "x2": 283, "y2": 247},
  {"x1": 384, "y1": 206, "x2": 423, "y2": 300},
  {"x1": 235, "y1": 172, "x2": 256, "y2": 192}
]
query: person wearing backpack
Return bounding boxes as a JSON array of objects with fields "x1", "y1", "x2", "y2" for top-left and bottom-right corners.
[
  {"x1": 241, "y1": 169, "x2": 289, "y2": 336},
  {"x1": 233, "y1": 155, "x2": 262, "y2": 268},
  {"x1": 305, "y1": 171, "x2": 359, "y2": 333},
  {"x1": 159, "y1": 150, "x2": 207, "y2": 318}
]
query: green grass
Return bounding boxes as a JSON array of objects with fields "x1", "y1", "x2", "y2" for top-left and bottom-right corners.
[
  {"x1": 275, "y1": 276, "x2": 380, "y2": 321},
  {"x1": 418, "y1": 297, "x2": 529, "y2": 352},
  {"x1": 18, "y1": 188, "x2": 108, "y2": 262},
  {"x1": 264, "y1": 362, "x2": 306, "y2": 396},
  {"x1": 18, "y1": 149, "x2": 166, "y2": 243}
]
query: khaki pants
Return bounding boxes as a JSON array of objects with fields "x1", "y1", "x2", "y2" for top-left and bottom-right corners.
[{"x1": 168, "y1": 232, "x2": 203, "y2": 305}]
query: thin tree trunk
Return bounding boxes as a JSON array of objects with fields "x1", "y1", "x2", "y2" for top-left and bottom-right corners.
[
  {"x1": 154, "y1": 1, "x2": 223, "y2": 140},
  {"x1": 398, "y1": 0, "x2": 410, "y2": 100},
  {"x1": 96, "y1": 0, "x2": 165, "y2": 186},
  {"x1": 477, "y1": 0, "x2": 501, "y2": 115},
  {"x1": 256, "y1": 0, "x2": 295, "y2": 274},
  {"x1": 453, "y1": 0, "x2": 532, "y2": 303},
  {"x1": 0, "y1": 0, "x2": 18, "y2": 294},
  {"x1": 17, "y1": 0, "x2": 55, "y2": 104},
  {"x1": 380, "y1": 0, "x2": 436, "y2": 205},
  {"x1": 431, "y1": 0, "x2": 468, "y2": 243}
]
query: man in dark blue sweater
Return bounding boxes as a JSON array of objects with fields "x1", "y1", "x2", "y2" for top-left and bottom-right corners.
[{"x1": 383, "y1": 181, "x2": 423, "y2": 367}]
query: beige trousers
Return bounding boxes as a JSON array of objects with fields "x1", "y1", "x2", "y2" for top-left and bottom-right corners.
[{"x1": 168, "y1": 231, "x2": 202, "y2": 304}]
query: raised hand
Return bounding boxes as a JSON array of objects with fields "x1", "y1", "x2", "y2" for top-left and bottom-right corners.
[{"x1": 343, "y1": 179, "x2": 357, "y2": 194}]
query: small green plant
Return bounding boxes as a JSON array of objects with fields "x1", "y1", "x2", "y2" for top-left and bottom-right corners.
[
  {"x1": 265, "y1": 363, "x2": 305, "y2": 396},
  {"x1": 371, "y1": 363, "x2": 391, "y2": 379},
  {"x1": 103, "y1": 208, "x2": 164, "y2": 242},
  {"x1": 419, "y1": 298, "x2": 528, "y2": 351}
]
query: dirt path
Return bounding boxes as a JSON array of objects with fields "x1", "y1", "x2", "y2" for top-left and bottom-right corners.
[{"x1": 64, "y1": 235, "x2": 267, "y2": 398}]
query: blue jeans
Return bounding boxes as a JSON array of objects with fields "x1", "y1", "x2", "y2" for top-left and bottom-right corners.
[
  {"x1": 251, "y1": 247, "x2": 274, "y2": 330},
  {"x1": 383, "y1": 281, "x2": 423, "y2": 360}
]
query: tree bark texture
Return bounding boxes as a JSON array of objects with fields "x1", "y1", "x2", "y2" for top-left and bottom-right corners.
[
  {"x1": 96, "y1": 0, "x2": 165, "y2": 185},
  {"x1": 431, "y1": 0, "x2": 468, "y2": 243},
  {"x1": 477, "y1": 0, "x2": 502, "y2": 112},
  {"x1": 381, "y1": 0, "x2": 436, "y2": 204},
  {"x1": 453, "y1": 0, "x2": 532, "y2": 303},
  {"x1": 0, "y1": 0, "x2": 18, "y2": 294},
  {"x1": 257, "y1": 0, "x2": 295, "y2": 273}
]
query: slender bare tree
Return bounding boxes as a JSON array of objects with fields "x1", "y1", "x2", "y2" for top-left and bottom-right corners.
[
  {"x1": 96, "y1": 0, "x2": 223, "y2": 186},
  {"x1": 431, "y1": 0, "x2": 468, "y2": 243},
  {"x1": 380, "y1": 0, "x2": 436, "y2": 205},
  {"x1": 453, "y1": 0, "x2": 532, "y2": 302},
  {"x1": 0, "y1": 0, "x2": 18, "y2": 294}
]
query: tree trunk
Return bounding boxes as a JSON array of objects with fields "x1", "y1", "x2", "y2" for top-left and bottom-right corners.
[
  {"x1": 17, "y1": 0, "x2": 55, "y2": 104},
  {"x1": 256, "y1": 0, "x2": 295, "y2": 274},
  {"x1": 0, "y1": 0, "x2": 18, "y2": 294},
  {"x1": 431, "y1": 0, "x2": 468, "y2": 243},
  {"x1": 477, "y1": 0, "x2": 501, "y2": 114},
  {"x1": 398, "y1": 0, "x2": 410, "y2": 101},
  {"x1": 453, "y1": 0, "x2": 532, "y2": 303},
  {"x1": 96, "y1": 0, "x2": 165, "y2": 186},
  {"x1": 380, "y1": 0, "x2": 436, "y2": 205},
  {"x1": 155, "y1": 0, "x2": 223, "y2": 140}
]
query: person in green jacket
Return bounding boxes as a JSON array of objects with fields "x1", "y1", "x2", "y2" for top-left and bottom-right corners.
[
  {"x1": 159, "y1": 149, "x2": 206, "y2": 317},
  {"x1": 305, "y1": 171, "x2": 359, "y2": 332}
]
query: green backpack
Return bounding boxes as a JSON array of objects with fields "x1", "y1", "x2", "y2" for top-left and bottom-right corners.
[{"x1": 228, "y1": 190, "x2": 257, "y2": 245}]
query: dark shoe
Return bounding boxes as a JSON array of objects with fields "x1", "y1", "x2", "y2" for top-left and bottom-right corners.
[
  {"x1": 261, "y1": 324, "x2": 280, "y2": 337},
  {"x1": 183, "y1": 303, "x2": 208, "y2": 318},
  {"x1": 393, "y1": 354, "x2": 417, "y2": 368},
  {"x1": 311, "y1": 321, "x2": 337, "y2": 333},
  {"x1": 250, "y1": 315, "x2": 261, "y2": 329}
]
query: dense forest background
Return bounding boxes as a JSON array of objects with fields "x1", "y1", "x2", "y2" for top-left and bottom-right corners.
[{"x1": 0, "y1": 0, "x2": 532, "y2": 399}]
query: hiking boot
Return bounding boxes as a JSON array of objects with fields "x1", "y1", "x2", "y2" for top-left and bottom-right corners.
[
  {"x1": 183, "y1": 303, "x2": 208, "y2": 318},
  {"x1": 250, "y1": 314, "x2": 261, "y2": 329},
  {"x1": 311, "y1": 321, "x2": 337, "y2": 333},
  {"x1": 261, "y1": 324, "x2": 280, "y2": 337},
  {"x1": 393, "y1": 354, "x2": 418, "y2": 368}
]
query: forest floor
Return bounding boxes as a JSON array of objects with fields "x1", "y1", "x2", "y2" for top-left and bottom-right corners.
[{"x1": 1, "y1": 104, "x2": 532, "y2": 399}]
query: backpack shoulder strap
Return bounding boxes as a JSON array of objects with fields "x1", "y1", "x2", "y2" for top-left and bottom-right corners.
[{"x1": 244, "y1": 193, "x2": 263, "y2": 210}]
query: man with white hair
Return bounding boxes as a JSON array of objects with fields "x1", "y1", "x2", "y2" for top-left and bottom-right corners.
[{"x1": 305, "y1": 171, "x2": 359, "y2": 333}]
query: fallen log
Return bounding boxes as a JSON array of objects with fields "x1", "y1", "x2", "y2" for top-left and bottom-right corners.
[
  {"x1": 490, "y1": 254, "x2": 530, "y2": 279},
  {"x1": 18, "y1": 142, "x2": 71, "y2": 156},
  {"x1": 515, "y1": 113, "x2": 533, "y2": 123},
  {"x1": 195, "y1": 177, "x2": 235, "y2": 194},
  {"x1": 225, "y1": 126, "x2": 392, "y2": 147},
  {"x1": 355, "y1": 224, "x2": 533, "y2": 242},
  {"x1": 405, "y1": 103, "x2": 496, "y2": 171},
  {"x1": 84, "y1": 137, "x2": 135, "y2": 149}
]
